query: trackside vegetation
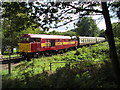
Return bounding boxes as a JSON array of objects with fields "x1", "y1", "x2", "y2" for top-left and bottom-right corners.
[{"x1": 2, "y1": 38, "x2": 120, "y2": 88}]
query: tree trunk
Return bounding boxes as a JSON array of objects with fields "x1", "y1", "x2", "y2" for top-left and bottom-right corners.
[
  {"x1": 11, "y1": 48, "x2": 13, "y2": 54},
  {"x1": 1, "y1": 47, "x2": 5, "y2": 55},
  {"x1": 101, "y1": 2, "x2": 120, "y2": 82}
]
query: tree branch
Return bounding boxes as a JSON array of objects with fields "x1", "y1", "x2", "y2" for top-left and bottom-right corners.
[
  {"x1": 66, "y1": 3, "x2": 103, "y2": 14},
  {"x1": 52, "y1": 18, "x2": 79, "y2": 28}
]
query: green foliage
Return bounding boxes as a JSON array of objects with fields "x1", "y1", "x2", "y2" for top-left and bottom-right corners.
[
  {"x1": 112, "y1": 22, "x2": 120, "y2": 37},
  {"x1": 72, "y1": 17, "x2": 100, "y2": 37},
  {"x1": 48, "y1": 30, "x2": 76, "y2": 36},
  {"x1": 99, "y1": 29, "x2": 105, "y2": 37},
  {"x1": 2, "y1": 2, "x2": 44, "y2": 54},
  {"x1": 2, "y1": 39, "x2": 120, "y2": 88}
]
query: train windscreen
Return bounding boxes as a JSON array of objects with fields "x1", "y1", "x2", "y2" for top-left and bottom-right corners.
[{"x1": 20, "y1": 38, "x2": 41, "y2": 43}]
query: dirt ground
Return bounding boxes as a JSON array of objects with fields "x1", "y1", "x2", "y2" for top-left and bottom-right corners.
[{"x1": 0, "y1": 63, "x2": 21, "y2": 71}]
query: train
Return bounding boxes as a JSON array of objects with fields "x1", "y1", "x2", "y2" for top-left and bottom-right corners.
[{"x1": 19, "y1": 34, "x2": 105, "y2": 59}]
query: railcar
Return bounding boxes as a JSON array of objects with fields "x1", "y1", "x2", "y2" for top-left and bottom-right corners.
[
  {"x1": 19, "y1": 34, "x2": 78, "y2": 58},
  {"x1": 19, "y1": 34, "x2": 105, "y2": 59}
]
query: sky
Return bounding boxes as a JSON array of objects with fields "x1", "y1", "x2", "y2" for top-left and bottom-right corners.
[
  {"x1": 49, "y1": 14, "x2": 119, "y2": 32},
  {"x1": 48, "y1": 2, "x2": 119, "y2": 32}
]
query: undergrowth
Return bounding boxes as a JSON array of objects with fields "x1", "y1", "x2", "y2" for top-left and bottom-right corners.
[{"x1": 2, "y1": 38, "x2": 120, "y2": 88}]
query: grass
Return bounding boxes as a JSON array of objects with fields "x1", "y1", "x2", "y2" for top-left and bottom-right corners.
[
  {"x1": 1, "y1": 53, "x2": 69, "y2": 76},
  {"x1": 2, "y1": 38, "x2": 120, "y2": 88}
]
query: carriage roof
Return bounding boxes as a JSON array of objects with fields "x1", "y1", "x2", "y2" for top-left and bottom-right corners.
[
  {"x1": 22, "y1": 34, "x2": 76, "y2": 39},
  {"x1": 22, "y1": 34, "x2": 104, "y2": 40}
]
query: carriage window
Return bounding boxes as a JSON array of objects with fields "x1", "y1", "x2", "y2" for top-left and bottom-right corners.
[
  {"x1": 81, "y1": 39, "x2": 83, "y2": 42},
  {"x1": 83, "y1": 39, "x2": 85, "y2": 42}
]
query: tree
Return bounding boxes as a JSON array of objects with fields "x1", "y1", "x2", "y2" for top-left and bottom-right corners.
[
  {"x1": 73, "y1": 17, "x2": 100, "y2": 36},
  {"x1": 2, "y1": 1, "x2": 120, "y2": 82},
  {"x1": 112, "y1": 22, "x2": 120, "y2": 37},
  {"x1": 48, "y1": 30, "x2": 76, "y2": 36},
  {"x1": 48, "y1": 30, "x2": 62, "y2": 35},
  {"x1": 29, "y1": 1, "x2": 120, "y2": 82},
  {"x1": 99, "y1": 29, "x2": 105, "y2": 37},
  {"x1": 61, "y1": 31, "x2": 76, "y2": 36},
  {"x1": 101, "y1": 2, "x2": 120, "y2": 82},
  {"x1": 2, "y1": 2, "x2": 40, "y2": 54}
]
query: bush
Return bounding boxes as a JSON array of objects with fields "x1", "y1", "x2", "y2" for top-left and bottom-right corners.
[{"x1": 2, "y1": 41, "x2": 120, "y2": 88}]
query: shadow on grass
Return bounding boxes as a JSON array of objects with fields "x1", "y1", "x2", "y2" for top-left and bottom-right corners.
[{"x1": 2, "y1": 60, "x2": 120, "y2": 89}]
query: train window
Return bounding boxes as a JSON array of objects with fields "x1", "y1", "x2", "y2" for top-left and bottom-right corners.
[
  {"x1": 45, "y1": 40, "x2": 47, "y2": 42},
  {"x1": 36, "y1": 39, "x2": 41, "y2": 42},
  {"x1": 29, "y1": 38, "x2": 36, "y2": 42},
  {"x1": 64, "y1": 39, "x2": 67, "y2": 42},
  {"x1": 84, "y1": 39, "x2": 85, "y2": 42},
  {"x1": 46, "y1": 40, "x2": 48, "y2": 42},
  {"x1": 88, "y1": 39, "x2": 90, "y2": 42},
  {"x1": 21, "y1": 38, "x2": 29, "y2": 43},
  {"x1": 82, "y1": 39, "x2": 84, "y2": 42},
  {"x1": 83, "y1": 39, "x2": 84, "y2": 42},
  {"x1": 56, "y1": 40, "x2": 59, "y2": 42},
  {"x1": 80, "y1": 39, "x2": 82, "y2": 42},
  {"x1": 45, "y1": 39, "x2": 49, "y2": 42},
  {"x1": 68, "y1": 39, "x2": 71, "y2": 42},
  {"x1": 81, "y1": 39, "x2": 83, "y2": 42}
]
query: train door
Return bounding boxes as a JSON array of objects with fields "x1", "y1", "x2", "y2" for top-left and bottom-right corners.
[
  {"x1": 36, "y1": 38, "x2": 41, "y2": 51},
  {"x1": 51, "y1": 40, "x2": 55, "y2": 47}
]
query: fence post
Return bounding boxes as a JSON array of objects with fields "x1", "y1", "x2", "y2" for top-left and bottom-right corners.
[
  {"x1": 8, "y1": 47, "x2": 11, "y2": 74},
  {"x1": 42, "y1": 63, "x2": 45, "y2": 72},
  {"x1": 50, "y1": 63, "x2": 52, "y2": 71},
  {"x1": 69, "y1": 62, "x2": 70, "y2": 69},
  {"x1": 32, "y1": 58, "x2": 34, "y2": 74}
]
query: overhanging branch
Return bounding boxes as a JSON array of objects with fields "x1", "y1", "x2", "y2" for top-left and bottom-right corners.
[{"x1": 66, "y1": 3, "x2": 103, "y2": 14}]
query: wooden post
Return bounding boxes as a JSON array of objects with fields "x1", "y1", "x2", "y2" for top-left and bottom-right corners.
[
  {"x1": 32, "y1": 58, "x2": 34, "y2": 74},
  {"x1": 42, "y1": 63, "x2": 45, "y2": 72},
  {"x1": 8, "y1": 47, "x2": 11, "y2": 74},
  {"x1": 69, "y1": 62, "x2": 70, "y2": 69},
  {"x1": 50, "y1": 63, "x2": 52, "y2": 71}
]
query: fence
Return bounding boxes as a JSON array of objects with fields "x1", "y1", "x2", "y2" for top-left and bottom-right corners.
[{"x1": 4, "y1": 56, "x2": 104, "y2": 74}]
